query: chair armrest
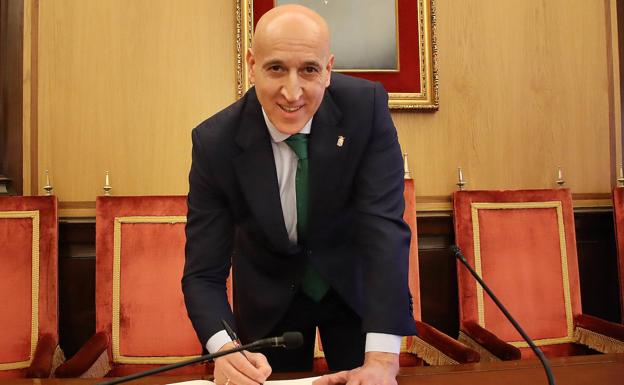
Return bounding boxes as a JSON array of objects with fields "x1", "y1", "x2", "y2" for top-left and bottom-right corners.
[
  {"x1": 462, "y1": 321, "x2": 521, "y2": 360},
  {"x1": 412, "y1": 321, "x2": 480, "y2": 364},
  {"x1": 573, "y1": 314, "x2": 624, "y2": 353},
  {"x1": 25, "y1": 333, "x2": 57, "y2": 378},
  {"x1": 54, "y1": 332, "x2": 109, "y2": 378},
  {"x1": 575, "y1": 314, "x2": 624, "y2": 341}
]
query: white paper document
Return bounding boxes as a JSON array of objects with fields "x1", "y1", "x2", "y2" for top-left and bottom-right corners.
[{"x1": 168, "y1": 376, "x2": 321, "y2": 385}]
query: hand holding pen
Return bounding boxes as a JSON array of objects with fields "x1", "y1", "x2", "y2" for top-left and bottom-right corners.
[
  {"x1": 222, "y1": 319, "x2": 251, "y2": 360},
  {"x1": 214, "y1": 319, "x2": 272, "y2": 385}
]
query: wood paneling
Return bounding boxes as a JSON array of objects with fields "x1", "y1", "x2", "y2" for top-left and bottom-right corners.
[
  {"x1": 35, "y1": 0, "x2": 234, "y2": 214},
  {"x1": 17, "y1": 0, "x2": 619, "y2": 215},
  {"x1": 23, "y1": 0, "x2": 36, "y2": 196},
  {"x1": 397, "y1": 0, "x2": 617, "y2": 199},
  {"x1": 58, "y1": 221, "x2": 95, "y2": 358},
  {"x1": 0, "y1": 0, "x2": 24, "y2": 194},
  {"x1": 575, "y1": 210, "x2": 620, "y2": 321},
  {"x1": 617, "y1": 0, "x2": 624, "y2": 167},
  {"x1": 606, "y1": 0, "x2": 621, "y2": 186},
  {"x1": 416, "y1": 214, "x2": 459, "y2": 337}
]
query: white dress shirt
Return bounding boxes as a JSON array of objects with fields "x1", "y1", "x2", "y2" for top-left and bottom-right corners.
[{"x1": 206, "y1": 110, "x2": 401, "y2": 355}]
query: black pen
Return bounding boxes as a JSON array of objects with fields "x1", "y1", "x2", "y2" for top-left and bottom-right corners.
[{"x1": 221, "y1": 319, "x2": 250, "y2": 360}]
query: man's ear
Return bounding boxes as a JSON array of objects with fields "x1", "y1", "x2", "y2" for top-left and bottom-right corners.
[
  {"x1": 246, "y1": 48, "x2": 256, "y2": 84},
  {"x1": 324, "y1": 54, "x2": 335, "y2": 87}
]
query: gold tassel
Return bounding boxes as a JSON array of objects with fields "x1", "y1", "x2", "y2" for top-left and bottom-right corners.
[
  {"x1": 408, "y1": 336, "x2": 458, "y2": 365},
  {"x1": 81, "y1": 350, "x2": 111, "y2": 378},
  {"x1": 50, "y1": 345, "x2": 66, "y2": 377},
  {"x1": 574, "y1": 327, "x2": 624, "y2": 353},
  {"x1": 458, "y1": 331, "x2": 501, "y2": 362}
]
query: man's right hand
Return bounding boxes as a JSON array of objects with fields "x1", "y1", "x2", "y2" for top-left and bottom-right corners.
[{"x1": 213, "y1": 342, "x2": 272, "y2": 385}]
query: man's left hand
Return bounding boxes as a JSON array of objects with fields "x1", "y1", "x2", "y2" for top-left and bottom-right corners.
[{"x1": 313, "y1": 351, "x2": 399, "y2": 385}]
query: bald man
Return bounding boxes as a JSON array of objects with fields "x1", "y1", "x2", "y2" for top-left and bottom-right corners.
[{"x1": 183, "y1": 5, "x2": 416, "y2": 385}]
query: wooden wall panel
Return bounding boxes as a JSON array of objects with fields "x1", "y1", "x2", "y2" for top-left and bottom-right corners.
[
  {"x1": 575, "y1": 210, "x2": 620, "y2": 321},
  {"x1": 616, "y1": 0, "x2": 624, "y2": 171},
  {"x1": 36, "y1": 0, "x2": 234, "y2": 215},
  {"x1": 1, "y1": 0, "x2": 24, "y2": 194},
  {"x1": 397, "y1": 0, "x2": 616, "y2": 201},
  {"x1": 28, "y1": 0, "x2": 620, "y2": 216},
  {"x1": 58, "y1": 221, "x2": 95, "y2": 358}
]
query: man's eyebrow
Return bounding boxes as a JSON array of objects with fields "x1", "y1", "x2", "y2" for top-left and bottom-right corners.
[
  {"x1": 302, "y1": 61, "x2": 322, "y2": 68},
  {"x1": 261, "y1": 59, "x2": 322, "y2": 69},
  {"x1": 262, "y1": 59, "x2": 284, "y2": 69}
]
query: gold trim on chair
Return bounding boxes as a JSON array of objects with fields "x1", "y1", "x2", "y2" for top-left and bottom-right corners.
[
  {"x1": 0, "y1": 211, "x2": 40, "y2": 370},
  {"x1": 574, "y1": 327, "x2": 624, "y2": 353},
  {"x1": 470, "y1": 201, "x2": 575, "y2": 347},
  {"x1": 457, "y1": 331, "x2": 501, "y2": 363},
  {"x1": 409, "y1": 335, "x2": 458, "y2": 365},
  {"x1": 111, "y1": 215, "x2": 199, "y2": 364}
]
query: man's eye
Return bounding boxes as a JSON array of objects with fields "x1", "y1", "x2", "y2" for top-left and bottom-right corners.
[
  {"x1": 304, "y1": 66, "x2": 319, "y2": 73},
  {"x1": 269, "y1": 65, "x2": 282, "y2": 72}
]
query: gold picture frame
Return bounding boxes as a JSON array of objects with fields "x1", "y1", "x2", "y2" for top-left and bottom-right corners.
[{"x1": 235, "y1": 0, "x2": 438, "y2": 110}]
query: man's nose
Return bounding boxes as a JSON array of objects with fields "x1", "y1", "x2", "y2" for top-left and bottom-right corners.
[{"x1": 281, "y1": 71, "x2": 303, "y2": 101}]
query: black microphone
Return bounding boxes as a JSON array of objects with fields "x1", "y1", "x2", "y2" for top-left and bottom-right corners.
[
  {"x1": 451, "y1": 245, "x2": 555, "y2": 385},
  {"x1": 251, "y1": 332, "x2": 304, "y2": 350},
  {"x1": 96, "y1": 332, "x2": 304, "y2": 385}
]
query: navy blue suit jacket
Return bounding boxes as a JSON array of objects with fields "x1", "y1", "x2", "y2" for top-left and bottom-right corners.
[{"x1": 183, "y1": 72, "x2": 416, "y2": 345}]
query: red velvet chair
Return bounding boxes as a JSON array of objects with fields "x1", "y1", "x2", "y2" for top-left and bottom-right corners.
[
  {"x1": 453, "y1": 188, "x2": 624, "y2": 361},
  {"x1": 612, "y1": 187, "x2": 624, "y2": 323},
  {"x1": 312, "y1": 177, "x2": 480, "y2": 373},
  {"x1": 0, "y1": 196, "x2": 64, "y2": 379},
  {"x1": 55, "y1": 196, "x2": 210, "y2": 378}
]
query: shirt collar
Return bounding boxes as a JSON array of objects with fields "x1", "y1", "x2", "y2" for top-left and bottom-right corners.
[{"x1": 262, "y1": 108, "x2": 312, "y2": 143}]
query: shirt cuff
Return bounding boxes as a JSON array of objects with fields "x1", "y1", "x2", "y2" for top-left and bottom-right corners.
[
  {"x1": 206, "y1": 330, "x2": 232, "y2": 354},
  {"x1": 364, "y1": 333, "x2": 402, "y2": 354}
]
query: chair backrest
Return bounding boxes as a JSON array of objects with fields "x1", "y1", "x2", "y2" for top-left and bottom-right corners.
[
  {"x1": 0, "y1": 196, "x2": 58, "y2": 378},
  {"x1": 612, "y1": 187, "x2": 624, "y2": 323},
  {"x1": 95, "y1": 196, "x2": 202, "y2": 366},
  {"x1": 453, "y1": 189, "x2": 582, "y2": 349}
]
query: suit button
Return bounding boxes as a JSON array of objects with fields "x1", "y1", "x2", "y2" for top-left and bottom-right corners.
[
  {"x1": 290, "y1": 283, "x2": 296, "y2": 291},
  {"x1": 307, "y1": 250, "x2": 312, "y2": 256}
]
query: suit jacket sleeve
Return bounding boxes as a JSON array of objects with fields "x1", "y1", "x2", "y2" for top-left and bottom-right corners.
[
  {"x1": 355, "y1": 82, "x2": 416, "y2": 335},
  {"x1": 183, "y1": 126, "x2": 235, "y2": 346}
]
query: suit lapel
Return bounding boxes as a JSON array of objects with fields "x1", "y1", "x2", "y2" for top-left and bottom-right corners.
[
  {"x1": 233, "y1": 91, "x2": 294, "y2": 254},
  {"x1": 309, "y1": 90, "x2": 347, "y2": 235},
  {"x1": 232, "y1": 88, "x2": 347, "y2": 252}
]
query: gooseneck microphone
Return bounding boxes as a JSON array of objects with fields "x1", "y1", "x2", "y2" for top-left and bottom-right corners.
[
  {"x1": 451, "y1": 245, "x2": 555, "y2": 385},
  {"x1": 253, "y1": 332, "x2": 304, "y2": 350},
  {"x1": 96, "y1": 332, "x2": 304, "y2": 385}
]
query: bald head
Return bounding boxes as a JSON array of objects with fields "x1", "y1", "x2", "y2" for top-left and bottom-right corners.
[
  {"x1": 246, "y1": 4, "x2": 334, "y2": 135},
  {"x1": 252, "y1": 5, "x2": 331, "y2": 60}
]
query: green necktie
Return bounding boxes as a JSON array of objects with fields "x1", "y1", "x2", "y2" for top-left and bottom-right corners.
[{"x1": 284, "y1": 134, "x2": 329, "y2": 302}]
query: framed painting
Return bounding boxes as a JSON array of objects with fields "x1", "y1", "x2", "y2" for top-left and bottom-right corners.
[{"x1": 235, "y1": 0, "x2": 438, "y2": 110}]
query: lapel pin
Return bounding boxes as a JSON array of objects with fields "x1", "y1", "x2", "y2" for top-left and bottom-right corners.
[{"x1": 337, "y1": 136, "x2": 345, "y2": 147}]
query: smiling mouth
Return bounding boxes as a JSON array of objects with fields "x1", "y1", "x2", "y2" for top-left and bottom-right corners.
[{"x1": 278, "y1": 104, "x2": 303, "y2": 113}]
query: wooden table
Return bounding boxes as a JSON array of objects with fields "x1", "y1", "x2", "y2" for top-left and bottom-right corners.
[
  {"x1": 5, "y1": 354, "x2": 623, "y2": 385},
  {"x1": 396, "y1": 353, "x2": 623, "y2": 385}
]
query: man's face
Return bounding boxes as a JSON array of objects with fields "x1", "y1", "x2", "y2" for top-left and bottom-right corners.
[{"x1": 247, "y1": 21, "x2": 334, "y2": 135}]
